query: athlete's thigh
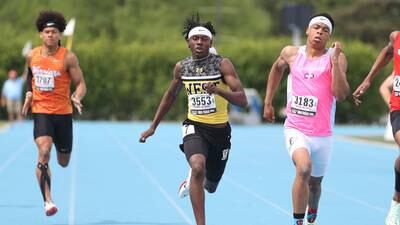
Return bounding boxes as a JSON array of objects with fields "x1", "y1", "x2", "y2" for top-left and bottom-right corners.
[
  {"x1": 205, "y1": 135, "x2": 231, "y2": 182},
  {"x1": 391, "y1": 111, "x2": 400, "y2": 146},
  {"x1": 309, "y1": 136, "x2": 332, "y2": 177},
  {"x1": 284, "y1": 128, "x2": 311, "y2": 158},
  {"x1": 33, "y1": 113, "x2": 55, "y2": 140},
  {"x1": 53, "y1": 114, "x2": 73, "y2": 154},
  {"x1": 183, "y1": 134, "x2": 209, "y2": 161}
]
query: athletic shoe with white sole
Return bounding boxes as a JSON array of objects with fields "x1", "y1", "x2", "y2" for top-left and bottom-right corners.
[
  {"x1": 178, "y1": 168, "x2": 191, "y2": 198},
  {"x1": 45, "y1": 201, "x2": 58, "y2": 216},
  {"x1": 386, "y1": 200, "x2": 400, "y2": 225}
]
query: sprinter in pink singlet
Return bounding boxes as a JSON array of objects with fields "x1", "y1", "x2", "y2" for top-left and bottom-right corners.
[
  {"x1": 263, "y1": 13, "x2": 349, "y2": 225},
  {"x1": 353, "y1": 30, "x2": 400, "y2": 225}
]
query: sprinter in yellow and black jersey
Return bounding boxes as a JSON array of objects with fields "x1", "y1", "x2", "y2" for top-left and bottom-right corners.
[
  {"x1": 180, "y1": 53, "x2": 229, "y2": 124},
  {"x1": 140, "y1": 14, "x2": 247, "y2": 225}
]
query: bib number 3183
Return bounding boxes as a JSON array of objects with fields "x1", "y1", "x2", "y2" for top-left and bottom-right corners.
[{"x1": 291, "y1": 95, "x2": 318, "y2": 117}]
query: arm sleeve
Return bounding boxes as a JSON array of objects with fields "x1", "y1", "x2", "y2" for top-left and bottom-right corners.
[{"x1": 26, "y1": 67, "x2": 32, "y2": 92}]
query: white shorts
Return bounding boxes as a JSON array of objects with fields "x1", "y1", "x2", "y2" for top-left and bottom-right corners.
[{"x1": 284, "y1": 128, "x2": 332, "y2": 177}]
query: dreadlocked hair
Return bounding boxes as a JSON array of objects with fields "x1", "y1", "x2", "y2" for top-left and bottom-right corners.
[
  {"x1": 182, "y1": 13, "x2": 216, "y2": 39},
  {"x1": 36, "y1": 10, "x2": 66, "y2": 32}
]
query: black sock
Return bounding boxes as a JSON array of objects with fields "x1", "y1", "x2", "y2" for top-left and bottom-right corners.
[
  {"x1": 293, "y1": 213, "x2": 305, "y2": 219},
  {"x1": 395, "y1": 167, "x2": 400, "y2": 192}
]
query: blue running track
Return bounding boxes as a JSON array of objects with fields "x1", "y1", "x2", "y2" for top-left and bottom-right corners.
[{"x1": 0, "y1": 121, "x2": 396, "y2": 225}]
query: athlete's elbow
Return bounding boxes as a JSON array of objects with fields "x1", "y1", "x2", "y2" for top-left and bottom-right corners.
[
  {"x1": 240, "y1": 100, "x2": 248, "y2": 108},
  {"x1": 335, "y1": 95, "x2": 346, "y2": 102},
  {"x1": 238, "y1": 98, "x2": 248, "y2": 108},
  {"x1": 335, "y1": 90, "x2": 349, "y2": 102}
]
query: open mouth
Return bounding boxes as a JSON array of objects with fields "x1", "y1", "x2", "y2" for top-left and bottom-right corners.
[{"x1": 313, "y1": 36, "x2": 322, "y2": 42}]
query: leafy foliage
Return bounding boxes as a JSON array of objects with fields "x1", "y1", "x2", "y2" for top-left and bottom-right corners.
[{"x1": 0, "y1": 0, "x2": 394, "y2": 123}]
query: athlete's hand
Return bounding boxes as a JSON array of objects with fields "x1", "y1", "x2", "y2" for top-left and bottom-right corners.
[
  {"x1": 263, "y1": 104, "x2": 275, "y2": 123},
  {"x1": 331, "y1": 41, "x2": 342, "y2": 63},
  {"x1": 139, "y1": 127, "x2": 155, "y2": 143},
  {"x1": 352, "y1": 80, "x2": 371, "y2": 106},
  {"x1": 21, "y1": 91, "x2": 32, "y2": 116},
  {"x1": 204, "y1": 82, "x2": 218, "y2": 94},
  {"x1": 71, "y1": 93, "x2": 83, "y2": 114}
]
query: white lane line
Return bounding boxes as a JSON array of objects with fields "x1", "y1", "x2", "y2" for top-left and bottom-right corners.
[
  {"x1": 325, "y1": 187, "x2": 387, "y2": 214},
  {"x1": 224, "y1": 176, "x2": 291, "y2": 216},
  {"x1": 336, "y1": 135, "x2": 397, "y2": 150},
  {"x1": 0, "y1": 140, "x2": 30, "y2": 174},
  {"x1": 107, "y1": 129, "x2": 194, "y2": 225},
  {"x1": 68, "y1": 129, "x2": 79, "y2": 225}
]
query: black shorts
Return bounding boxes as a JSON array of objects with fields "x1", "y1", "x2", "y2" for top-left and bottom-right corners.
[
  {"x1": 180, "y1": 119, "x2": 231, "y2": 182},
  {"x1": 391, "y1": 110, "x2": 400, "y2": 138},
  {"x1": 33, "y1": 113, "x2": 73, "y2": 153}
]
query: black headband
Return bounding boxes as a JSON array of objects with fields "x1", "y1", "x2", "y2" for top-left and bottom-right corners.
[{"x1": 40, "y1": 21, "x2": 64, "y2": 32}]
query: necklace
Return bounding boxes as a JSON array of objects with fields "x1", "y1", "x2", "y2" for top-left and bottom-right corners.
[{"x1": 41, "y1": 45, "x2": 59, "y2": 57}]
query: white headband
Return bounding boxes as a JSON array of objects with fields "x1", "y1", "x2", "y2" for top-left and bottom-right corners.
[
  {"x1": 188, "y1": 26, "x2": 212, "y2": 40},
  {"x1": 308, "y1": 16, "x2": 332, "y2": 34}
]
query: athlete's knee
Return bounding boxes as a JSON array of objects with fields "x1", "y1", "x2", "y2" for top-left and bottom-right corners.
[
  {"x1": 309, "y1": 181, "x2": 321, "y2": 193},
  {"x1": 296, "y1": 164, "x2": 312, "y2": 180},
  {"x1": 204, "y1": 179, "x2": 219, "y2": 193},
  {"x1": 395, "y1": 156, "x2": 400, "y2": 169},
  {"x1": 57, "y1": 152, "x2": 71, "y2": 167},
  {"x1": 58, "y1": 160, "x2": 69, "y2": 167},
  {"x1": 191, "y1": 163, "x2": 206, "y2": 181},
  {"x1": 38, "y1": 149, "x2": 51, "y2": 162}
]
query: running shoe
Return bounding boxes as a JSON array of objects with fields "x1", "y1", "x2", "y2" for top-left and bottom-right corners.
[
  {"x1": 45, "y1": 201, "x2": 58, "y2": 216},
  {"x1": 178, "y1": 168, "x2": 191, "y2": 198},
  {"x1": 306, "y1": 212, "x2": 317, "y2": 225},
  {"x1": 295, "y1": 220, "x2": 303, "y2": 225},
  {"x1": 178, "y1": 180, "x2": 190, "y2": 198},
  {"x1": 386, "y1": 200, "x2": 400, "y2": 225}
]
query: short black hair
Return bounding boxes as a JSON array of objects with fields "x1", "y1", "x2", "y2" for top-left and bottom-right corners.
[
  {"x1": 36, "y1": 10, "x2": 66, "y2": 32},
  {"x1": 182, "y1": 13, "x2": 216, "y2": 40},
  {"x1": 310, "y1": 13, "x2": 335, "y2": 31}
]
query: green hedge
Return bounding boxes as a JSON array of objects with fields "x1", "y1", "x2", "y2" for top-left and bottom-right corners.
[{"x1": 0, "y1": 37, "x2": 391, "y2": 123}]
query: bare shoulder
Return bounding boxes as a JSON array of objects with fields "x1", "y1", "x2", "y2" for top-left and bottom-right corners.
[
  {"x1": 65, "y1": 50, "x2": 78, "y2": 62},
  {"x1": 64, "y1": 50, "x2": 80, "y2": 69},
  {"x1": 221, "y1": 57, "x2": 233, "y2": 66},
  {"x1": 390, "y1": 31, "x2": 399, "y2": 43},
  {"x1": 26, "y1": 50, "x2": 34, "y2": 64},
  {"x1": 282, "y1": 45, "x2": 299, "y2": 55},
  {"x1": 280, "y1": 45, "x2": 299, "y2": 63},
  {"x1": 173, "y1": 61, "x2": 182, "y2": 79}
]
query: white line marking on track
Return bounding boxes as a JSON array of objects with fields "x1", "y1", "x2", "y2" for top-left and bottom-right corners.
[
  {"x1": 225, "y1": 176, "x2": 291, "y2": 216},
  {"x1": 336, "y1": 135, "x2": 397, "y2": 150},
  {"x1": 107, "y1": 129, "x2": 194, "y2": 225},
  {"x1": 0, "y1": 140, "x2": 30, "y2": 174},
  {"x1": 68, "y1": 129, "x2": 79, "y2": 225},
  {"x1": 325, "y1": 187, "x2": 387, "y2": 214}
]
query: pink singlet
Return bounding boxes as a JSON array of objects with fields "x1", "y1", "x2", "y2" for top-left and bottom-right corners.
[{"x1": 284, "y1": 46, "x2": 335, "y2": 136}]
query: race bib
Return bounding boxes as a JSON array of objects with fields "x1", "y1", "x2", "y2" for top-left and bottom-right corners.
[
  {"x1": 394, "y1": 76, "x2": 400, "y2": 96},
  {"x1": 181, "y1": 124, "x2": 195, "y2": 138},
  {"x1": 189, "y1": 93, "x2": 216, "y2": 115},
  {"x1": 291, "y1": 95, "x2": 318, "y2": 116},
  {"x1": 35, "y1": 73, "x2": 55, "y2": 91}
]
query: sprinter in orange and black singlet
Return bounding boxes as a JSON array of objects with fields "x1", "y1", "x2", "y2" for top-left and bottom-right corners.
[{"x1": 21, "y1": 10, "x2": 86, "y2": 217}]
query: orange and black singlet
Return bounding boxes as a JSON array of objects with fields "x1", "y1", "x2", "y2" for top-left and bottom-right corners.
[{"x1": 30, "y1": 46, "x2": 72, "y2": 114}]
